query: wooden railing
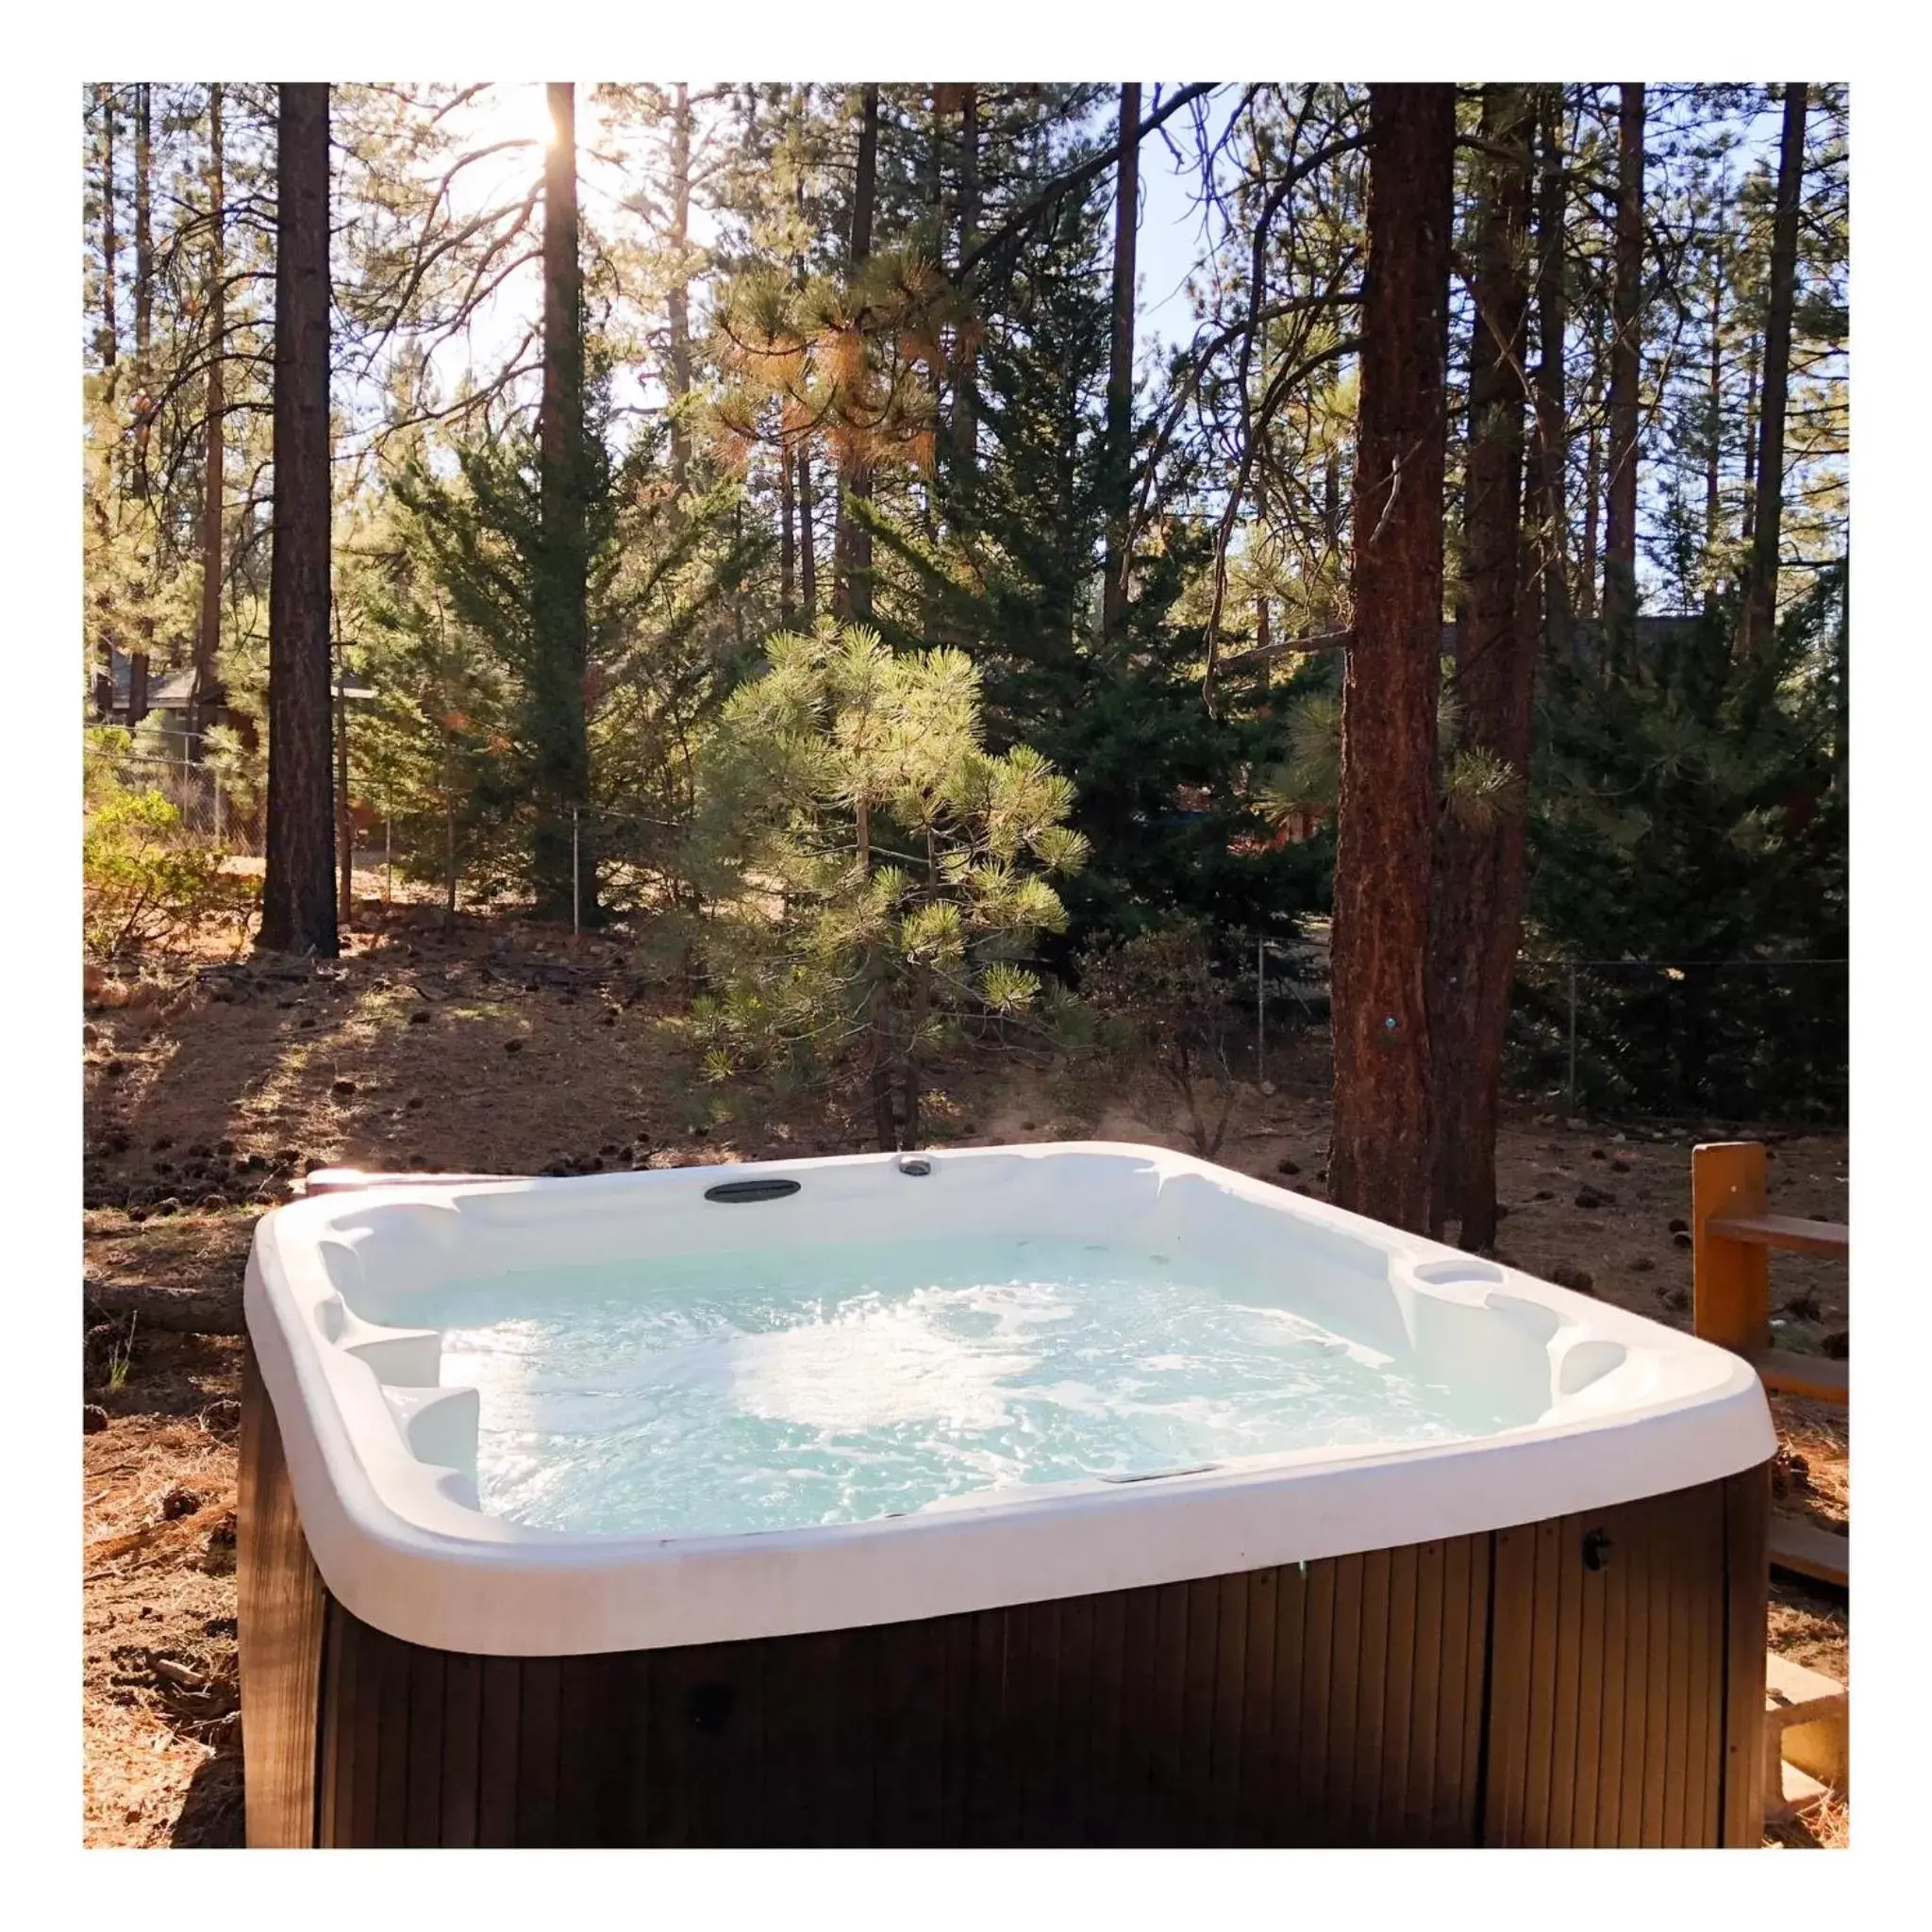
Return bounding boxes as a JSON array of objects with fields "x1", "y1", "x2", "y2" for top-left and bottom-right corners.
[{"x1": 1691, "y1": 1141, "x2": 1849, "y2": 1588}]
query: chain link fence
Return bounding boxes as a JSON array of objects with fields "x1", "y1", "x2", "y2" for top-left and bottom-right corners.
[
  {"x1": 104, "y1": 753, "x2": 258, "y2": 854},
  {"x1": 1234, "y1": 931, "x2": 1845, "y2": 1127}
]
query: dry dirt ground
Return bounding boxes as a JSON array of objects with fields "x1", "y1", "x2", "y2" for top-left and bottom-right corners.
[{"x1": 82, "y1": 894, "x2": 1849, "y2": 1848}]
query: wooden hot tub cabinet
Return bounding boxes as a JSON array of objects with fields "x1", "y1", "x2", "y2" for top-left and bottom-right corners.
[{"x1": 239, "y1": 1350, "x2": 1771, "y2": 1848}]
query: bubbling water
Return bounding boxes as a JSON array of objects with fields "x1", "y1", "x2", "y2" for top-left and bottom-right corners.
[{"x1": 408, "y1": 1238, "x2": 1518, "y2": 1538}]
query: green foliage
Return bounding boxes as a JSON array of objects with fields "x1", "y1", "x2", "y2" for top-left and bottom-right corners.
[
  {"x1": 83, "y1": 761, "x2": 256, "y2": 959},
  {"x1": 688, "y1": 620, "x2": 1087, "y2": 1141},
  {"x1": 357, "y1": 408, "x2": 763, "y2": 916},
  {"x1": 1075, "y1": 920, "x2": 1244, "y2": 1158},
  {"x1": 1519, "y1": 571, "x2": 1847, "y2": 1118}
]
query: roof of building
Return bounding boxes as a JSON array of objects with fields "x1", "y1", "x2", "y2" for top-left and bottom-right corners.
[{"x1": 106, "y1": 648, "x2": 198, "y2": 711}]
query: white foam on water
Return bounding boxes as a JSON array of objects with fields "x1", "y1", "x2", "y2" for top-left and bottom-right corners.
[{"x1": 405, "y1": 1239, "x2": 1516, "y2": 1538}]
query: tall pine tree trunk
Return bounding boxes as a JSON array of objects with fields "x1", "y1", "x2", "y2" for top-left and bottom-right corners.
[
  {"x1": 259, "y1": 84, "x2": 338, "y2": 959},
  {"x1": 134, "y1": 86, "x2": 151, "y2": 370},
  {"x1": 532, "y1": 81, "x2": 595, "y2": 923},
  {"x1": 91, "y1": 88, "x2": 119, "y2": 719},
  {"x1": 1328, "y1": 82, "x2": 1454, "y2": 1235},
  {"x1": 1739, "y1": 84, "x2": 1809, "y2": 658},
  {"x1": 195, "y1": 83, "x2": 226, "y2": 739},
  {"x1": 1428, "y1": 85, "x2": 1536, "y2": 1250},
  {"x1": 1578, "y1": 293, "x2": 1604, "y2": 621},
  {"x1": 1531, "y1": 84, "x2": 1573, "y2": 663},
  {"x1": 950, "y1": 86, "x2": 979, "y2": 507},
  {"x1": 130, "y1": 81, "x2": 154, "y2": 721},
  {"x1": 1740, "y1": 329, "x2": 1760, "y2": 541},
  {"x1": 779, "y1": 432, "x2": 796, "y2": 625},
  {"x1": 1704, "y1": 230, "x2": 1725, "y2": 598},
  {"x1": 1600, "y1": 83, "x2": 1644, "y2": 651},
  {"x1": 799, "y1": 451, "x2": 817, "y2": 623},
  {"x1": 832, "y1": 85, "x2": 879, "y2": 623},
  {"x1": 1102, "y1": 83, "x2": 1141, "y2": 641},
  {"x1": 98, "y1": 89, "x2": 118, "y2": 372},
  {"x1": 666, "y1": 83, "x2": 694, "y2": 499}
]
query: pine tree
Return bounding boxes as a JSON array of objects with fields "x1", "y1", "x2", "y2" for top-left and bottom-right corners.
[
  {"x1": 259, "y1": 83, "x2": 338, "y2": 958},
  {"x1": 1328, "y1": 82, "x2": 1454, "y2": 1234}
]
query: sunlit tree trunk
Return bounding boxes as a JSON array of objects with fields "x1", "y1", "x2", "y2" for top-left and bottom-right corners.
[
  {"x1": 1739, "y1": 84, "x2": 1809, "y2": 658},
  {"x1": 667, "y1": 83, "x2": 694, "y2": 499},
  {"x1": 779, "y1": 434, "x2": 796, "y2": 625},
  {"x1": 531, "y1": 81, "x2": 596, "y2": 923},
  {"x1": 950, "y1": 85, "x2": 979, "y2": 509},
  {"x1": 195, "y1": 83, "x2": 226, "y2": 739},
  {"x1": 128, "y1": 82, "x2": 154, "y2": 722},
  {"x1": 259, "y1": 84, "x2": 339, "y2": 958},
  {"x1": 97, "y1": 88, "x2": 118, "y2": 372},
  {"x1": 792, "y1": 451, "x2": 814, "y2": 624},
  {"x1": 1329, "y1": 82, "x2": 1454, "y2": 1235},
  {"x1": 832, "y1": 85, "x2": 879, "y2": 623}
]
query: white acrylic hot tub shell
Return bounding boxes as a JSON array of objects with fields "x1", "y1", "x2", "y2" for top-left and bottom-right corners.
[{"x1": 244, "y1": 1141, "x2": 1774, "y2": 1657}]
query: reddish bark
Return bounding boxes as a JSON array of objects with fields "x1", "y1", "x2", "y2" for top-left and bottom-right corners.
[
  {"x1": 832, "y1": 86, "x2": 879, "y2": 623},
  {"x1": 259, "y1": 84, "x2": 339, "y2": 958},
  {"x1": 195, "y1": 84, "x2": 226, "y2": 735},
  {"x1": 1429, "y1": 85, "x2": 1536, "y2": 1250},
  {"x1": 1600, "y1": 83, "x2": 1644, "y2": 646},
  {"x1": 1328, "y1": 83, "x2": 1455, "y2": 1234}
]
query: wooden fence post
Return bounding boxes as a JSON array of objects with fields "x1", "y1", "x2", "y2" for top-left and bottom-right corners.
[{"x1": 1692, "y1": 1141, "x2": 1771, "y2": 1354}]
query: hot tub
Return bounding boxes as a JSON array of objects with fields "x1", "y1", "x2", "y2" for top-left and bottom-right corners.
[{"x1": 239, "y1": 1141, "x2": 1774, "y2": 1847}]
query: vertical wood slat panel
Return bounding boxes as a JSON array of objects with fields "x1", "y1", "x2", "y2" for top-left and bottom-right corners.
[
  {"x1": 1325, "y1": 1553, "x2": 1366, "y2": 1840},
  {"x1": 1377, "y1": 1541, "x2": 1420, "y2": 1847},
  {"x1": 963, "y1": 1610, "x2": 1007, "y2": 1845},
  {"x1": 1402, "y1": 1541, "x2": 1444, "y2": 1846},
  {"x1": 870, "y1": 1616, "x2": 921, "y2": 1846},
  {"x1": 1617, "y1": 1495, "x2": 1655, "y2": 1844},
  {"x1": 1085, "y1": 1589, "x2": 1128, "y2": 1848},
  {"x1": 1661, "y1": 1490, "x2": 1698, "y2": 1845},
  {"x1": 1454, "y1": 1532, "x2": 1491, "y2": 1843},
  {"x1": 935, "y1": 1610, "x2": 974, "y2": 1845},
  {"x1": 1055, "y1": 1591, "x2": 1096, "y2": 1847},
  {"x1": 1484, "y1": 1524, "x2": 1534, "y2": 1844},
  {"x1": 1571, "y1": 1512, "x2": 1608, "y2": 1848},
  {"x1": 373, "y1": 1626, "x2": 413, "y2": 1846},
  {"x1": 1720, "y1": 1464, "x2": 1771, "y2": 1847},
  {"x1": 475, "y1": 1657, "x2": 522, "y2": 1847},
  {"x1": 1208, "y1": 1573, "x2": 1249, "y2": 1844},
  {"x1": 1546, "y1": 1514, "x2": 1586, "y2": 1848},
  {"x1": 1270, "y1": 1559, "x2": 1310, "y2": 1839},
  {"x1": 1018, "y1": 1597, "x2": 1062, "y2": 1847},
  {"x1": 1594, "y1": 1497, "x2": 1631, "y2": 1846},
  {"x1": 1482, "y1": 1479, "x2": 1744, "y2": 1851},
  {"x1": 1524, "y1": 1518, "x2": 1562, "y2": 1846},
  {"x1": 1148, "y1": 1581, "x2": 1190, "y2": 1842},
  {"x1": 346, "y1": 1619, "x2": 383, "y2": 1848},
  {"x1": 403, "y1": 1647, "x2": 445, "y2": 1848},
  {"x1": 1296, "y1": 1555, "x2": 1339, "y2": 1844},
  {"x1": 315, "y1": 1605, "x2": 350, "y2": 1848},
  {"x1": 439, "y1": 1651, "x2": 481, "y2": 1848},
  {"x1": 1237, "y1": 1565, "x2": 1280, "y2": 1847},
  {"x1": 237, "y1": 1346, "x2": 331, "y2": 1847},
  {"x1": 281, "y1": 1482, "x2": 1758, "y2": 1848},
  {"x1": 1353, "y1": 1546, "x2": 1393, "y2": 1843},
  {"x1": 1179, "y1": 1575, "x2": 1221, "y2": 1846}
]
